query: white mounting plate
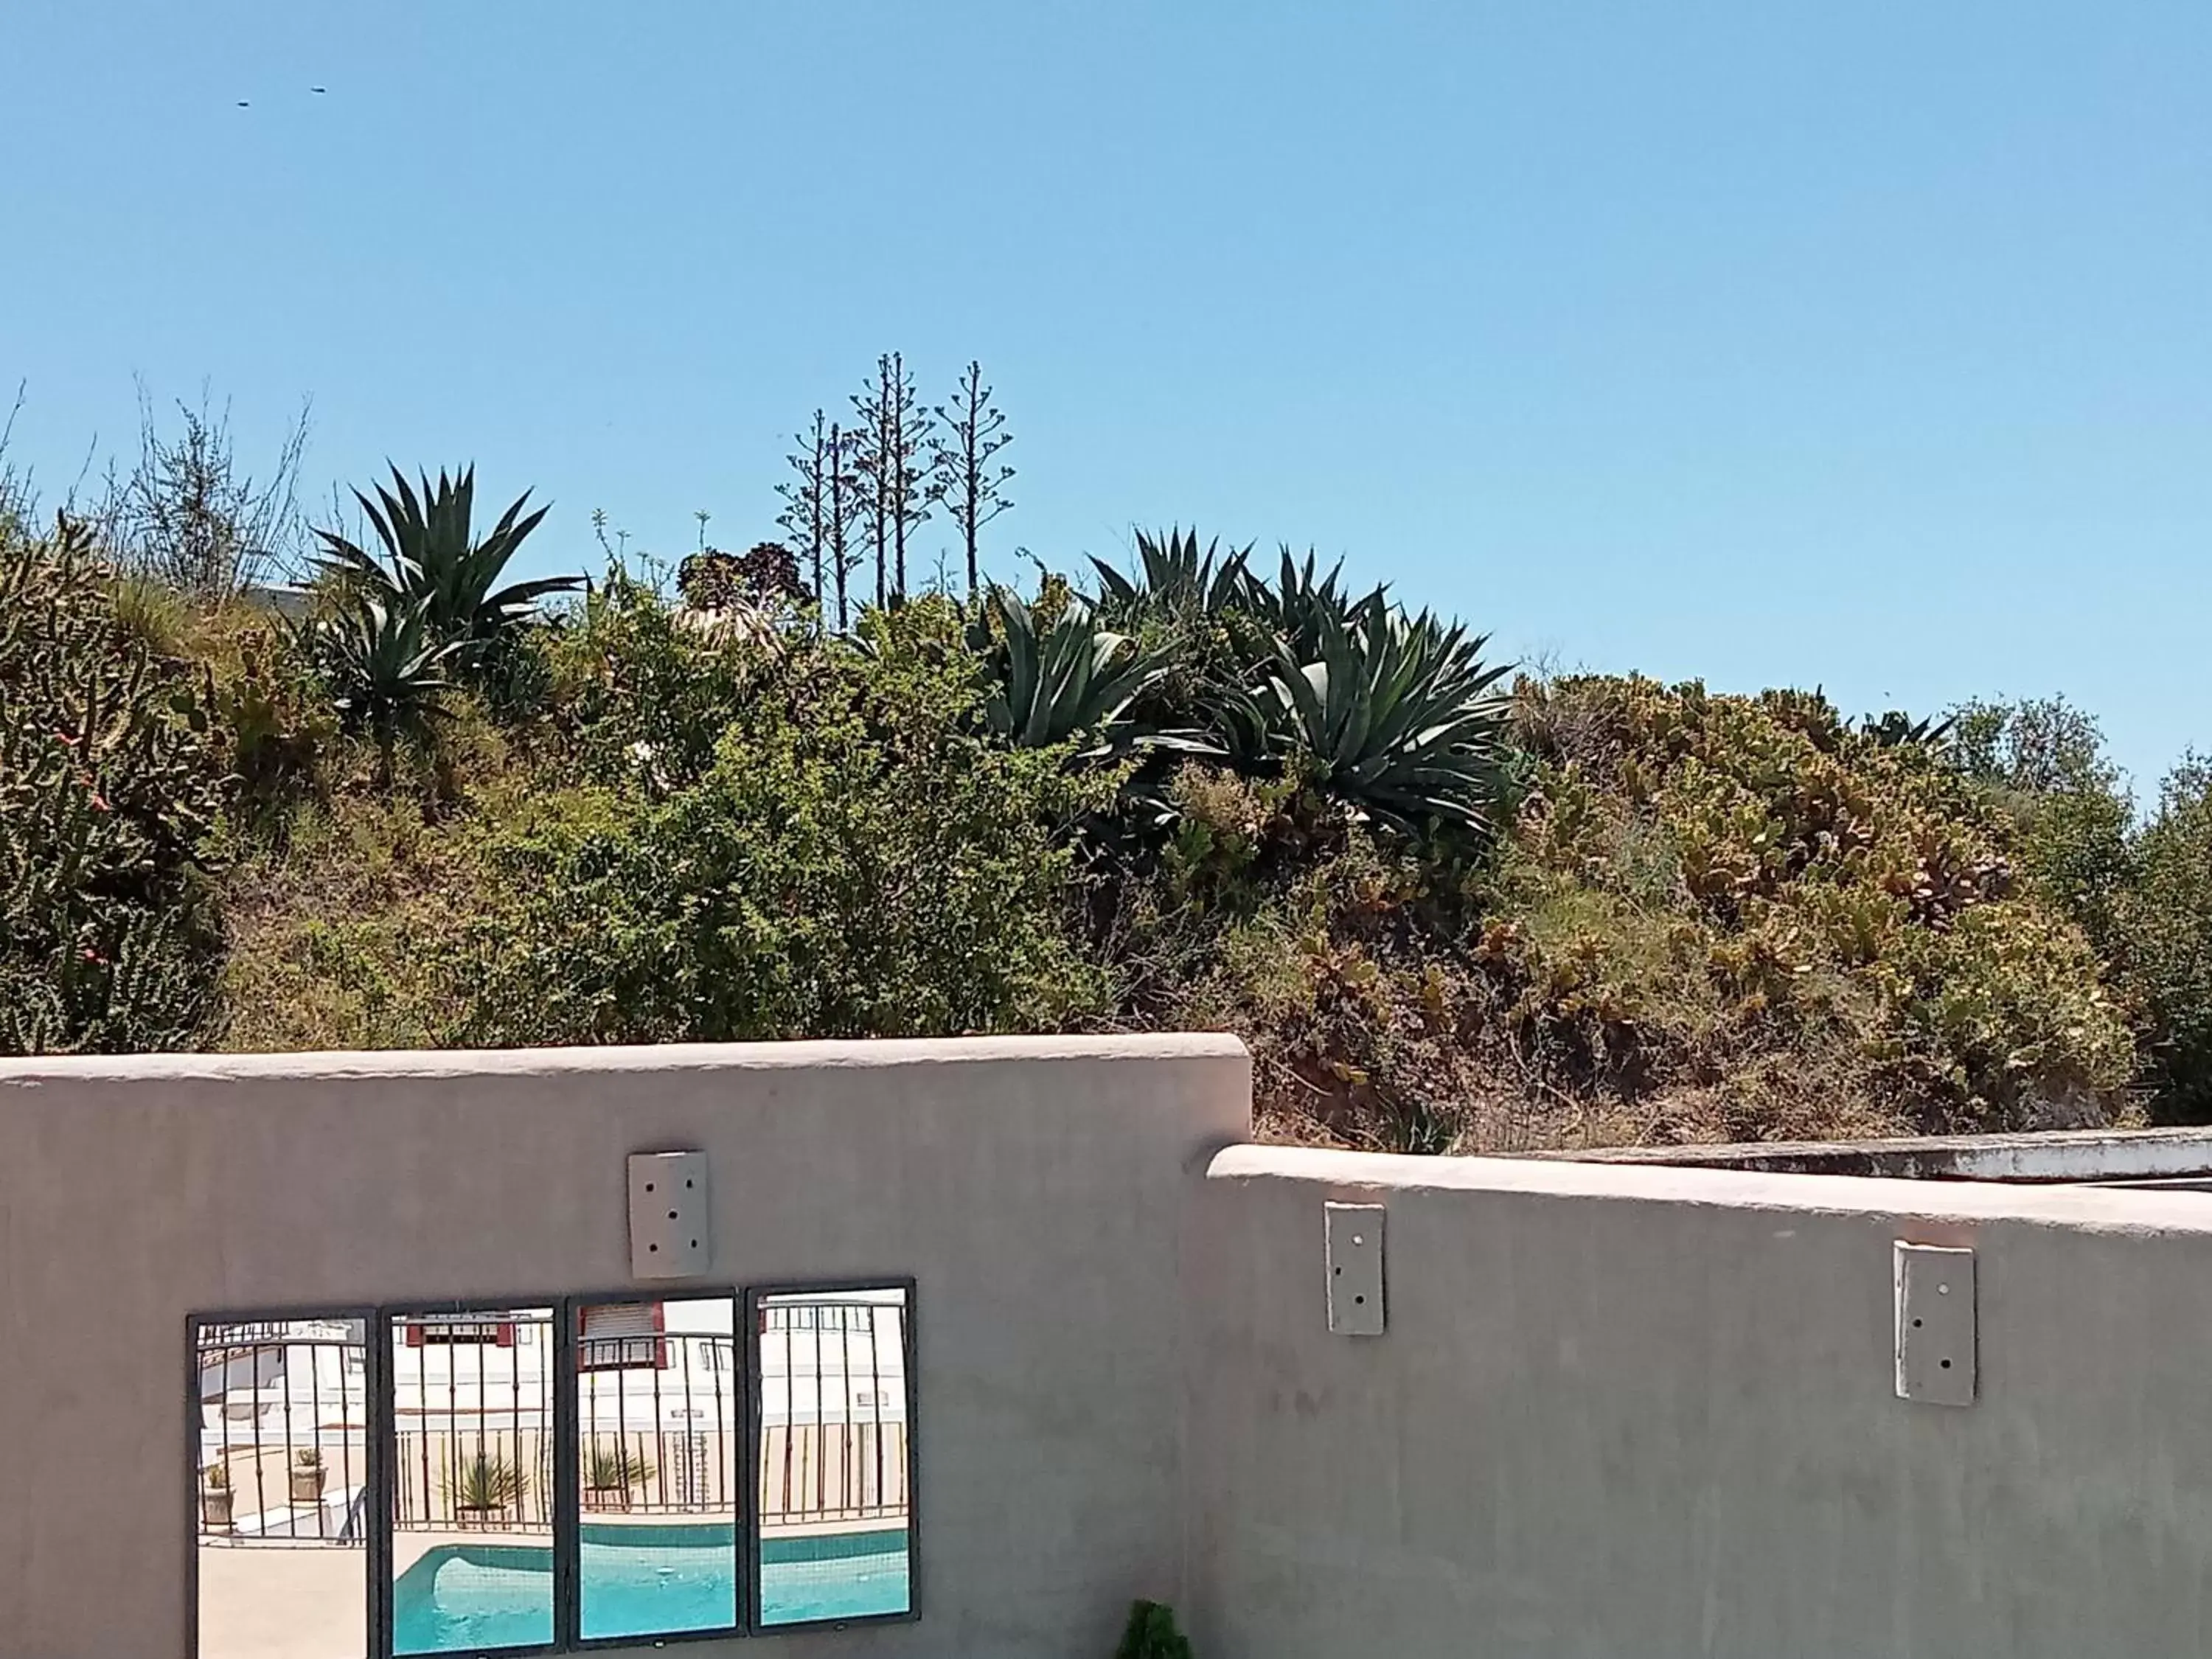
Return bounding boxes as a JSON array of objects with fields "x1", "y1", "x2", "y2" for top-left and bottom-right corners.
[
  {"x1": 1893, "y1": 1241, "x2": 1975, "y2": 1406},
  {"x1": 628, "y1": 1151, "x2": 710, "y2": 1280},
  {"x1": 1326, "y1": 1203, "x2": 1386, "y2": 1336}
]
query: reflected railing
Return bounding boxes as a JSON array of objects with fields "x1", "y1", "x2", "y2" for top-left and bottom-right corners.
[
  {"x1": 195, "y1": 1320, "x2": 369, "y2": 1545},
  {"x1": 193, "y1": 1298, "x2": 914, "y2": 1542},
  {"x1": 390, "y1": 1308, "x2": 556, "y2": 1533},
  {"x1": 757, "y1": 1295, "x2": 911, "y2": 1532},
  {"x1": 575, "y1": 1301, "x2": 739, "y2": 1520}
]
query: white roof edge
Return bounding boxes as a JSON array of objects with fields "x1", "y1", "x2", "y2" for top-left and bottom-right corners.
[
  {"x1": 1206, "y1": 1143, "x2": 2212, "y2": 1236},
  {"x1": 0, "y1": 1031, "x2": 1251, "y2": 1087}
]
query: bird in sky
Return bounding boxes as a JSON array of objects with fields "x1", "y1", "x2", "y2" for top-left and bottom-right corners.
[
  {"x1": 310, "y1": 86, "x2": 327, "y2": 94},
  {"x1": 235, "y1": 100, "x2": 249, "y2": 108}
]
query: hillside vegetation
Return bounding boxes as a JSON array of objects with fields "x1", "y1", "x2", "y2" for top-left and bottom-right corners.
[{"x1": 4, "y1": 464, "x2": 2205, "y2": 1152}]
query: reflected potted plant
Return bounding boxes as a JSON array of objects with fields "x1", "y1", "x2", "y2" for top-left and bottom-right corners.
[
  {"x1": 584, "y1": 1444, "x2": 655, "y2": 1512},
  {"x1": 446, "y1": 1453, "x2": 526, "y2": 1528},
  {"x1": 201, "y1": 1462, "x2": 234, "y2": 1531},
  {"x1": 290, "y1": 1447, "x2": 327, "y2": 1505}
]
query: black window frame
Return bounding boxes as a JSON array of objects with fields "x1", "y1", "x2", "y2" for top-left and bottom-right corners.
[
  {"x1": 562, "y1": 1286, "x2": 747, "y2": 1655},
  {"x1": 185, "y1": 1305, "x2": 384, "y2": 1659},
  {"x1": 379, "y1": 1295, "x2": 567, "y2": 1659},
  {"x1": 745, "y1": 1278, "x2": 920, "y2": 1636},
  {"x1": 187, "y1": 1281, "x2": 917, "y2": 1659}
]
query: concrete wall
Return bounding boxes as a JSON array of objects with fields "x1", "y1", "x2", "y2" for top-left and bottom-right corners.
[
  {"x1": 1186, "y1": 1145, "x2": 2212, "y2": 1659},
  {"x1": 19, "y1": 1034, "x2": 2212, "y2": 1659},
  {"x1": 0, "y1": 1035, "x2": 1251, "y2": 1659}
]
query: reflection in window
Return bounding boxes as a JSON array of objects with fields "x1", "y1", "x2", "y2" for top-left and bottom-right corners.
[
  {"x1": 575, "y1": 1296, "x2": 742, "y2": 1641},
  {"x1": 754, "y1": 1285, "x2": 914, "y2": 1627},
  {"x1": 193, "y1": 1315, "x2": 369, "y2": 1659},
  {"x1": 387, "y1": 1307, "x2": 556, "y2": 1655}
]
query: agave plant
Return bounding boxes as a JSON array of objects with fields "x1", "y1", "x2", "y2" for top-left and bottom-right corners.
[
  {"x1": 1238, "y1": 546, "x2": 1362, "y2": 663},
  {"x1": 445, "y1": 1451, "x2": 526, "y2": 1515},
  {"x1": 1257, "y1": 591, "x2": 1516, "y2": 835},
  {"x1": 1091, "y1": 527, "x2": 1252, "y2": 617},
  {"x1": 585, "y1": 1443, "x2": 655, "y2": 1492},
  {"x1": 972, "y1": 589, "x2": 1175, "y2": 753},
  {"x1": 1858, "y1": 709, "x2": 1957, "y2": 752},
  {"x1": 315, "y1": 465, "x2": 576, "y2": 662},
  {"x1": 303, "y1": 594, "x2": 462, "y2": 779}
]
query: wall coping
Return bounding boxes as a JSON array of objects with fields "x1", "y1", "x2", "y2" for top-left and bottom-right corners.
[
  {"x1": 1207, "y1": 1142, "x2": 2212, "y2": 1237},
  {"x1": 0, "y1": 1032, "x2": 1250, "y2": 1088}
]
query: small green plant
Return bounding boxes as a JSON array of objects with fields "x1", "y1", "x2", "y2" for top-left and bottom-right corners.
[
  {"x1": 1857, "y1": 708, "x2": 1956, "y2": 752},
  {"x1": 293, "y1": 1447, "x2": 323, "y2": 1470},
  {"x1": 445, "y1": 1451, "x2": 526, "y2": 1514},
  {"x1": 585, "y1": 1443, "x2": 654, "y2": 1491},
  {"x1": 203, "y1": 1462, "x2": 230, "y2": 1491},
  {"x1": 1114, "y1": 1599, "x2": 1194, "y2": 1659}
]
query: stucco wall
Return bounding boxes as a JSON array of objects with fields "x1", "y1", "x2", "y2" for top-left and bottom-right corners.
[
  {"x1": 0, "y1": 1035, "x2": 1251, "y2": 1659},
  {"x1": 20, "y1": 1037, "x2": 2212, "y2": 1659},
  {"x1": 1185, "y1": 1145, "x2": 2212, "y2": 1658}
]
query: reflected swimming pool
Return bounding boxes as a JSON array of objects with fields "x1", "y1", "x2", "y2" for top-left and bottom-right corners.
[{"x1": 392, "y1": 1523, "x2": 911, "y2": 1652}]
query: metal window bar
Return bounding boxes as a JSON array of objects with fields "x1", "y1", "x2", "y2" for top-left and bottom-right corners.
[
  {"x1": 194, "y1": 1323, "x2": 368, "y2": 1546},
  {"x1": 577, "y1": 1318, "x2": 738, "y2": 1517},
  {"x1": 195, "y1": 1290, "x2": 912, "y2": 1647},
  {"x1": 757, "y1": 1296, "x2": 908, "y2": 1531},
  {"x1": 389, "y1": 1309, "x2": 557, "y2": 1531}
]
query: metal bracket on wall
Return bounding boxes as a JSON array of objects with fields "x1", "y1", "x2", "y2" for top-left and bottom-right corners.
[
  {"x1": 1893, "y1": 1241, "x2": 1976, "y2": 1406},
  {"x1": 1326, "y1": 1203, "x2": 1386, "y2": 1336},
  {"x1": 628, "y1": 1150, "x2": 711, "y2": 1279}
]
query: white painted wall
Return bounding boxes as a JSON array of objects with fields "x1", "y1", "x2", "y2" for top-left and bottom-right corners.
[
  {"x1": 0, "y1": 1036, "x2": 1250, "y2": 1659},
  {"x1": 1185, "y1": 1145, "x2": 2212, "y2": 1659},
  {"x1": 17, "y1": 1037, "x2": 2212, "y2": 1659}
]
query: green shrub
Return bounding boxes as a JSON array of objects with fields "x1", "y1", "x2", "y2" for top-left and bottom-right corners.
[
  {"x1": 180, "y1": 599, "x2": 335, "y2": 812},
  {"x1": 444, "y1": 1452, "x2": 526, "y2": 1513},
  {"x1": 585, "y1": 1442, "x2": 655, "y2": 1492},
  {"x1": 1950, "y1": 696, "x2": 2134, "y2": 946},
  {"x1": 2115, "y1": 757, "x2": 2212, "y2": 1121},
  {"x1": 0, "y1": 518, "x2": 226, "y2": 1052},
  {"x1": 1114, "y1": 1599, "x2": 1194, "y2": 1659},
  {"x1": 1486, "y1": 675, "x2": 2134, "y2": 1135},
  {"x1": 1147, "y1": 675, "x2": 2140, "y2": 1152},
  {"x1": 535, "y1": 560, "x2": 781, "y2": 793},
  {"x1": 301, "y1": 591, "x2": 463, "y2": 782},
  {"x1": 437, "y1": 602, "x2": 1112, "y2": 1045}
]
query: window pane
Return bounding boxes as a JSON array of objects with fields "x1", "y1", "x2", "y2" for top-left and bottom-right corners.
[
  {"x1": 388, "y1": 1307, "x2": 556, "y2": 1655},
  {"x1": 754, "y1": 1286, "x2": 914, "y2": 1627},
  {"x1": 575, "y1": 1295, "x2": 741, "y2": 1641},
  {"x1": 194, "y1": 1315, "x2": 370, "y2": 1659}
]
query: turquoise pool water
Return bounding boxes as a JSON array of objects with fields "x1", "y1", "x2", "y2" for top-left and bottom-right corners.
[{"x1": 392, "y1": 1523, "x2": 911, "y2": 1652}]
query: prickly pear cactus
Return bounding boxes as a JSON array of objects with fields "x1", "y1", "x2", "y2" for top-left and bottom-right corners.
[{"x1": 0, "y1": 518, "x2": 225, "y2": 1053}]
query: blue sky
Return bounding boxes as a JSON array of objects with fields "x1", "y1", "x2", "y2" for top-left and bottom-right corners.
[{"x1": 5, "y1": 1, "x2": 2208, "y2": 790}]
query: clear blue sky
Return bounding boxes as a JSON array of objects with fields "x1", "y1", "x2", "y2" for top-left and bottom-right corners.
[{"x1": 5, "y1": 1, "x2": 2208, "y2": 790}]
